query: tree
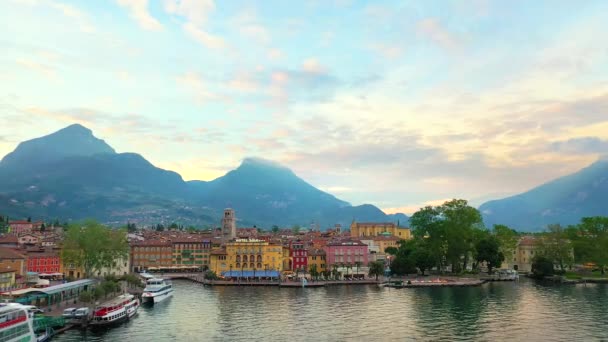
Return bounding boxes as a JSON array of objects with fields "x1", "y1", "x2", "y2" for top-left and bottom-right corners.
[
  {"x1": 411, "y1": 243, "x2": 435, "y2": 276},
  {"x1": 410, "y1": 200, "x2": 483, "y2": 273},
  {"x1": 537, "y1": 224, "x2": 573, "y2": 272},
  {"x1": 40, "y1": 223, "x2": 46, "y2": 232},
  {"x1": 309, "y1": 264, "x2": 318, "y2": 280},
  {"x1": 576, "y1": 217, "x2": 608, "y2": 274},
  {"x1": 93, "y1": 286, "x2": 106, "y2": 301},
  {"x1": 531, "y1": 255, "x2": 554, "y2": 279},
  {"x1": 292, "y1": 225, "x2": 301, "y2": 235},
  {"x1": 493, "y1": 224, "x2": 518, "y2": 258},
  {"x1": 27, "y1": 217, "x2": 31, "y2": 222},
  {"x1": 205, "y1": 270, "x2": 219, "y2": 280},
  {"x1": 156, "y1": 224, "x2": 164, "y2": 232},
  {"x1": 368, "y1": 261, "x2": 384, "y2": 281},
  {"x1": 390, "y1": 255, "x2": 417, "y2": 275},
  {"x1": 384, "y1": 247, "x2": 398, "y2": 255},
  {"x1": 271, "y1": 225, "x2": 279, "y2": 234},
  {"x1": 127, "y1": 222, "x2": 137, "y2": 233},
  {"x1": 475, "y1": 236, "x2": 504, "y2": 274},
  {"x1": 61, "y1": 220, "x2": 129, "y2": 278},
  {"x1": 79, "y1": 291, "x2": 93, "y2": 304}
]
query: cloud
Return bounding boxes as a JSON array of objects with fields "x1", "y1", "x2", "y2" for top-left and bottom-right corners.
[
  {"x1": 367, "y1": 42, "x2": 404, "y2": 59},
  {"x1": 550, "y1": 137, "x2": 608, "y2": 154},
  {"x1": 183, "y1": 22, "x2": 225, "y2": 49},
  {"x1": 302, "y1": 58, "x2": 326, "y2": 74},
  {"x1": 164, "y1": 0, "x2": 214, "y2": 26},
  {"x1": 268, "y1": 48, "x2": 285, "y2": 61},
  {"x1": 176, "y1": 72, "x2": 219, "y2": 103},
  {"x1": 240, "y1": 24, "x2": 271, "y2": 45},
  {"x1": 16, "y1": 59, "x2": 57, "y2": 80},
  {"x1": 416, "y1": 18, "x2": 461, "y2": 51},
  {"x1": 116, "y1": 0, "x2": 163, "y2": 31}
]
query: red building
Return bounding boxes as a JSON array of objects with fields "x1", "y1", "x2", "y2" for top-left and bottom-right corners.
[
  {"x1": 26, "y1": 248, "x2": 61, "y2": 274},
  {"x1": 289, "y1": 240, "x2": 308, "y2": 272}
]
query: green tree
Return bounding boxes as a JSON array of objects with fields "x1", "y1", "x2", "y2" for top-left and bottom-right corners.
[
  {"x1": 531, "y1": 255, "x2": 555, "y2": 279},
  {"x1": 292, "y1": 225, "x2": 301, "y2": 235},
  {"x1": 493, "y1": 224, "x2": 518, "y2": 258},
  {"x1": 411, "y1": 243, "x2": 435, "y2": 276},
  {"x1": 93, "y1": 286, "x2": 106, "y2": 301},
  {"x1": 309, "y1": 264, "x2": 318, "y2": 280},
  {"x1": 156, "y1": 224, "x2": 164, "y2": 232},
  {"x1": 475, "y1": 236, "x2": 504, "y2": 274},
  {"x1": 537, "y1": 224, "x2": 573, "y2": 272},
  {"x1": 577, "y1": 217, "x2": 608, "y2": 274},
  {"x1": 204, "y1": 270, "x2": 219, "y2": 280},
  {"x1": 384, "y1": 246, "x2": 398, "y2": 255},
  {"x1": 368, "y1": 261, "x2": 384, "y2": 281},
  {"x1": 61, "y1": 220, "x2": 129, "y2": 278},
  {"x1": 126, "y1": 222, "x2": 137, "y2": 233},
  {"x1": 79, "y1": 291, "x2": 93, "y2": 304}
]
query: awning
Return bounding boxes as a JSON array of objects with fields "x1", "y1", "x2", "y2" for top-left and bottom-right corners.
[{"x1": 221, "y1": 270, "x2": 280, "y2": 278}]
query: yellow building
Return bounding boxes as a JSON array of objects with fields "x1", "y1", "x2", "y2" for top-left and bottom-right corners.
[
  {"x1": 350, "y1": 221, "x2": 411, "y2": 239},
  {"x1": 307, "y1": 248, "x2": 326, "y2": 274},
  {"x1": 210, "y1": 239, "x2": 283, "y2": 276},
  {"x1": 0, "y1": 269, "x2": 16, "y2": 289},
  {"x1": 501, "y1": 236, "x2": 539, "y2": 273},
  {"x1": 373, "y1": 236, "x2": 401, "y2": 253}
]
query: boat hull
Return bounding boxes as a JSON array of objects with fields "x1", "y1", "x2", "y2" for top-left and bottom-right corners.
[{"x1": 142, "y1": 289, "x2": 173, "y2": 304}]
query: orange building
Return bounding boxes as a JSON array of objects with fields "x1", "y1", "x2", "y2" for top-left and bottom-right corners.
[{"x1": 130, "y1": 240, "x2": 172, "y2": 272}]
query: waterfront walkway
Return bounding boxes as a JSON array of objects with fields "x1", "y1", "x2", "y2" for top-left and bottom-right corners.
[{"x1": 149, "y1": 273, "x2": 380, "y2": 287}]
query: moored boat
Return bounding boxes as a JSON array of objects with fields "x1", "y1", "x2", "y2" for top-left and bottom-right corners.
[
  {"x1": 141, "y1": 278, "x2": 173, "y2": 305},
  {"x1": 0, "y1": 303, "x2": 42, "y2": 342},
  {"x1": 90, "y1": 294, "x2": 139, "y2": 327}
]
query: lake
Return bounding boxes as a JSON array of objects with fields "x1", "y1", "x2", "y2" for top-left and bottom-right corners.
[{"x1": 54, "y1": 279, "x2": 608, "y2": 341}]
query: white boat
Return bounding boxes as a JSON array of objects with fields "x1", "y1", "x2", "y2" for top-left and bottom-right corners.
[
  {"x1": 90, "y1": 294, "x2": 139, "y2": 327},
  {"x1": 141, "y1": 278, "x2": 173, "y2": 304},
  {"x1": 0, "y1": 303, "x2": 40, "y2": 342}
]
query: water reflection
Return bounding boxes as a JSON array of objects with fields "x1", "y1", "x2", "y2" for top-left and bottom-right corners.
[{"x1": 55, "y1": 280, "x2": 608, "y2": 341}]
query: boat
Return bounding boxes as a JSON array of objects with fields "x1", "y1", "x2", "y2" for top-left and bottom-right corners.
[
  {"x1": 142, "y1": 278, "x2": 173, "y2": 304},
  {"x1": 0, "y1": 302, "x2": 48, "y2": 342},
  {"x1": 89, "y1": 294, "x2": 139, "y2": 327}
]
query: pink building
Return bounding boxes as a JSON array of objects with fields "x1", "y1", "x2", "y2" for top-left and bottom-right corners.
[{"x1": 323, "y1": 240, "x2": 369, "y2": 269}]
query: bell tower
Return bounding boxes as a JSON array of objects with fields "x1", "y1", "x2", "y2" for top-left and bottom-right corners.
[{"x1": 222, "y1": 208, "x2": 236, "y2": 239}]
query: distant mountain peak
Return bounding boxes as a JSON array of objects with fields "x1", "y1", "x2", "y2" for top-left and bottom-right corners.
[
  {"x1": 0, "y1": 123, "x2": 116, "y2": 167},
  {"x1": 241, "y1": 157, "x2": 289, "y2": 169}
]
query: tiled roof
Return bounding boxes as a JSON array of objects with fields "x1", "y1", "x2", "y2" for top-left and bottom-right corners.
[{"x1": 0, "y1": 247, "x2": 26, "y2": 260}]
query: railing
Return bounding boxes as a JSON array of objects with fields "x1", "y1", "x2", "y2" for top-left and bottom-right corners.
[{"x1": 33, "y1": 316, "x2": 65, "y2": 332}]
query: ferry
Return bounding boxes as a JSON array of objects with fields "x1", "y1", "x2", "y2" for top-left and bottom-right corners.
[
  {"x1": 141, "y1": 278, "x2": 173, "y2": 304},
  {"x1": 90, "y1": 294, "x2": 139, "y2": 327},
  {"x1": 0, "y1": 303, "x2": 49, "y2": 342}
]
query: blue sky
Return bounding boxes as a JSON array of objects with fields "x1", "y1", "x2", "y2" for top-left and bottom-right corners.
[{"x1": 2, "y1": 0, "x2": 608, "y2": 214}]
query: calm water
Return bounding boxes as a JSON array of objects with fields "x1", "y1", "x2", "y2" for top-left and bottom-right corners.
[{"x1": 55, "y1": 279, "x2": 608, "y2": 341}]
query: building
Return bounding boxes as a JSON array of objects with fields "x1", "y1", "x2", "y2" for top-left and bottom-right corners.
[
  {"x1": 8, "y1": 221, "x2": 43, "y2": 235},
  {"x1": 130, "y1": 240, "x2": 173, "y2": 273},
  {"x1": 289, "y1": 240, "x2": 308, "y2": 272},
  {"x1": 350, "y1": 221, "x2": 411, "y2": 240},
  {"x1": 97, "y1": 255, "x2": 130, "y2": 277},
  {"x1": 501, "y1": 236, "x2": 540, "y2": 273},
  {"x1": 0, "y1": 269, "x2": 16, "y2": 290},
  {"x1": 323, "y1": 240, "x2": 369, "y2": 269},
  {"x1": 171, "y1": 237, "x2": 211, "y2": 270},
  {"x1": 210, "y1": 239, "x2": 283, "y2": 276},
  {"x1": 26, "y1": 248, "x2": 61, "y2": 274},
  {"x1": 0, "y1": 235, "x2": 18, "y2": 248},
  {"x1": 221, "y1": 208, "x2": 237, "y2": 240},
  {"x1": 307, "y1": 248, "x2": 326, "y2": 274},
  {"x1": 0, "y1": 247, "x2": 27, "y2": 287},
  {"x1": 18, "y1": 234, "x2": 40, "y2": 246}
]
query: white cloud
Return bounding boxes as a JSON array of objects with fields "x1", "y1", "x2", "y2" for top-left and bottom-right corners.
[
  {"x1": 116, "y1": 0, "x2": 163, "y2": 31},
  {"x1": 183, "y1": 22, "x2": 225, "y2": 49},
  {"x1": 302, "y1": 58, "x2": 326, "y2": 74},
  {"x1": 164, "y1": 0, "x2": 214, "y2": 26}
]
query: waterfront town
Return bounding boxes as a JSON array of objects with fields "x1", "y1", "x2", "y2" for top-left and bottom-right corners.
[{"x1": 0, "y1": 208, "x2": 545, "y2": 294}]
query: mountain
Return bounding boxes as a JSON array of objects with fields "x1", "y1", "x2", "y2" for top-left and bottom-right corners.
[
  {"x1": 0, "y1": 124, "x2": 115, "y2": 169},
  {"x1": 480, "y1": 158, "x2": 608, "y2": 231},
  {"x1": 0, "y1": 124, "x2": 408, "y2": 228}
]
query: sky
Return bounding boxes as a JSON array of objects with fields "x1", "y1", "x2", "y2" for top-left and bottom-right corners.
[{"x1": 1, "y1": 0, "x2": 608, "y2": 215}]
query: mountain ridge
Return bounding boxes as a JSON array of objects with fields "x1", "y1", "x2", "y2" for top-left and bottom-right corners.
[{"x1": 0, "y1": 124, "x2": 409, "y2": 229}]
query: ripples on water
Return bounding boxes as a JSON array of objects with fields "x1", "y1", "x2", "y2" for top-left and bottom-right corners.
[{"x1": 55, "y1": 280, "x2": 608, "y2": 341}]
